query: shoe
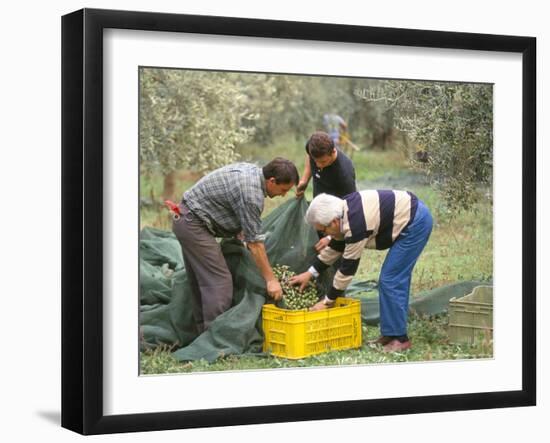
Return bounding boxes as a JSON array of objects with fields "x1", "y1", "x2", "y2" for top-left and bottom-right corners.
[
  {"x1": 368, "y1": 336, "x2": 393, "y2": 346},
  {"x1": 382, "y1": 339, "x2": 412, "y2": 353}
]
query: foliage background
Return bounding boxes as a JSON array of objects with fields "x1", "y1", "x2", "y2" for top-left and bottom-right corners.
[{"x1": 140, "y1": 68, "x2": 493, "y2": 212}]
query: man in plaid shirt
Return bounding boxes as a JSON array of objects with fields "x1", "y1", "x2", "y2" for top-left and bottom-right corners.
[{"x1": 173, "y1": 158, "x2": 299, "y2": 332}]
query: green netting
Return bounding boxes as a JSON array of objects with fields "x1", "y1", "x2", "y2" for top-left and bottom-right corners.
[
  {"x1": 348, "y1": 280, "x2": 488, "y2": 325},
  {"x1": 140, "y1": 198, "x2": 486, "y2": 362}
]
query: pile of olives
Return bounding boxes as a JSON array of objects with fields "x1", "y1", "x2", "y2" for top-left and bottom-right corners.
[{"x1": 273, "y1": 264, "x2": 320, "y2": 310}]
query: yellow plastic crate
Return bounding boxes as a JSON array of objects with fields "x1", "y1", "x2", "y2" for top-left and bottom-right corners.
[
  {"x1": 262, "y1": 297, "x2": 362, "y2": 359},
  {"x1": 448, "y1": 285, "x2": 493, "y2": 345}
]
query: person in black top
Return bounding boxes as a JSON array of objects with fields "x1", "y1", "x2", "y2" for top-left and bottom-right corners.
[{"x1": 296, "y1": 131, "x2": 357, "y2": 252}]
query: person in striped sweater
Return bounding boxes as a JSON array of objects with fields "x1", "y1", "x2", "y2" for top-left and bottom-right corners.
[{"x1": 290, "y1": 190, "x2": 433, "y2": 352}]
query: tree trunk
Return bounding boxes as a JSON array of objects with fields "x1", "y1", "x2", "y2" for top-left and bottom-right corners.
[{"x1": 162, "y1": 171, "x2": 177, "y2": 202}]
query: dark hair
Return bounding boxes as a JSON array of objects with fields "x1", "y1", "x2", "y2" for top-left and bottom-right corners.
[
  {"x1": 306, "y1": 131, "x2": 335, "y2": 158},
  {"x1": 262, "y1": 157, "x2": 299, "y2": 184}
]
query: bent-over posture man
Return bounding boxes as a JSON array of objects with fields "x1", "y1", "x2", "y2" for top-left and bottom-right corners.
[
  {"x1": 173, "y1": 158, "x2": 299, "y2": 333},
  {"x1": 290, "y1": 190, "x2": 432, "y2": 352}
]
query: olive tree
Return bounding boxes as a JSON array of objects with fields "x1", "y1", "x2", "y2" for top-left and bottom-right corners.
[
  {"x1": 241, "y1": 74, "x2": 317, "y2": 145},
  {"x1": 140, "y1": 68, "x2": 255, "y2": 200},
  {"x1": 355, "y1": 80, "x2": 493, "y2": 211}
]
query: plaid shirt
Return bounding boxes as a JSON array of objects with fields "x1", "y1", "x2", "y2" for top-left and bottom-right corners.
[{"x1": 182, "y1": 163, "x2": 267, "y2": 242}]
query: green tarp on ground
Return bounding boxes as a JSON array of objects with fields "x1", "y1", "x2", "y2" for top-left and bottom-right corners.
[{"x1": 140, "y1": 198, "x2": 487, "y2": 362}]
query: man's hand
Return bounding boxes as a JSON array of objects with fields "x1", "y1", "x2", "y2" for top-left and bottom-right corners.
[
  {"x1": 289, "y1": 271, "x2": 313, "y2": 292},
  {"x1": 267, "y1": 279, "x2": 283, "y2": 301},
  {"x1": 295, "y1": 181, "x2": 308, "y2": 199},
  {"x1": 247, "y1": 241, "x2": 282, "y2": 301},
  {"x1": 309, "y1": 300, "x2": 330, "y2": 311},
  {"x1": 314, "y1": 236, "x2": 331, "y2": 253}
]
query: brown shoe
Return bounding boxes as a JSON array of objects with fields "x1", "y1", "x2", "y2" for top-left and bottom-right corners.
[
  {"x1": 368, "y1": 336, "x2": 393, "y2": 346},
  {"x1": 383, "y1": 339, "x2": 412, "y2": 353}
]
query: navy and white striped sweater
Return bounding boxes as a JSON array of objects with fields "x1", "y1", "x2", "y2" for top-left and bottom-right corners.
[{"x1": 311, "y1": 190, "x2": 418, "y2": 299}]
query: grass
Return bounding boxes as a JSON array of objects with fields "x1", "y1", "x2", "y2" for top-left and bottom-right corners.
[
  {"x1": 139, "y1": 137, "x2": 493, "y2": 373},
  {"x1": 140, "y1": 313, "x2": 493, "y2": 374}
]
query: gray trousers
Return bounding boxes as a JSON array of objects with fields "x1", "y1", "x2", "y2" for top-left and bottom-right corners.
[{"x1": 172, "y1": 202, "x2": 233, "y2": 332}]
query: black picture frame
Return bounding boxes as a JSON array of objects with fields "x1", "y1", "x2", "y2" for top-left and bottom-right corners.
[{"x1": 61, "y1": 8, "x2": 536, "y2": 435}]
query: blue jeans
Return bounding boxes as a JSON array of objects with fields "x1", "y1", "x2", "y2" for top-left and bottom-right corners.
[{"x1": 378, "y1": 200, "x2": 433, "y2": 337}]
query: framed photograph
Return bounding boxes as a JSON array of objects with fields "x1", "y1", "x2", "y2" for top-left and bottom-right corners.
[{"x1": 61, "y1": 8, "x2": 536, "y2": 435}]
